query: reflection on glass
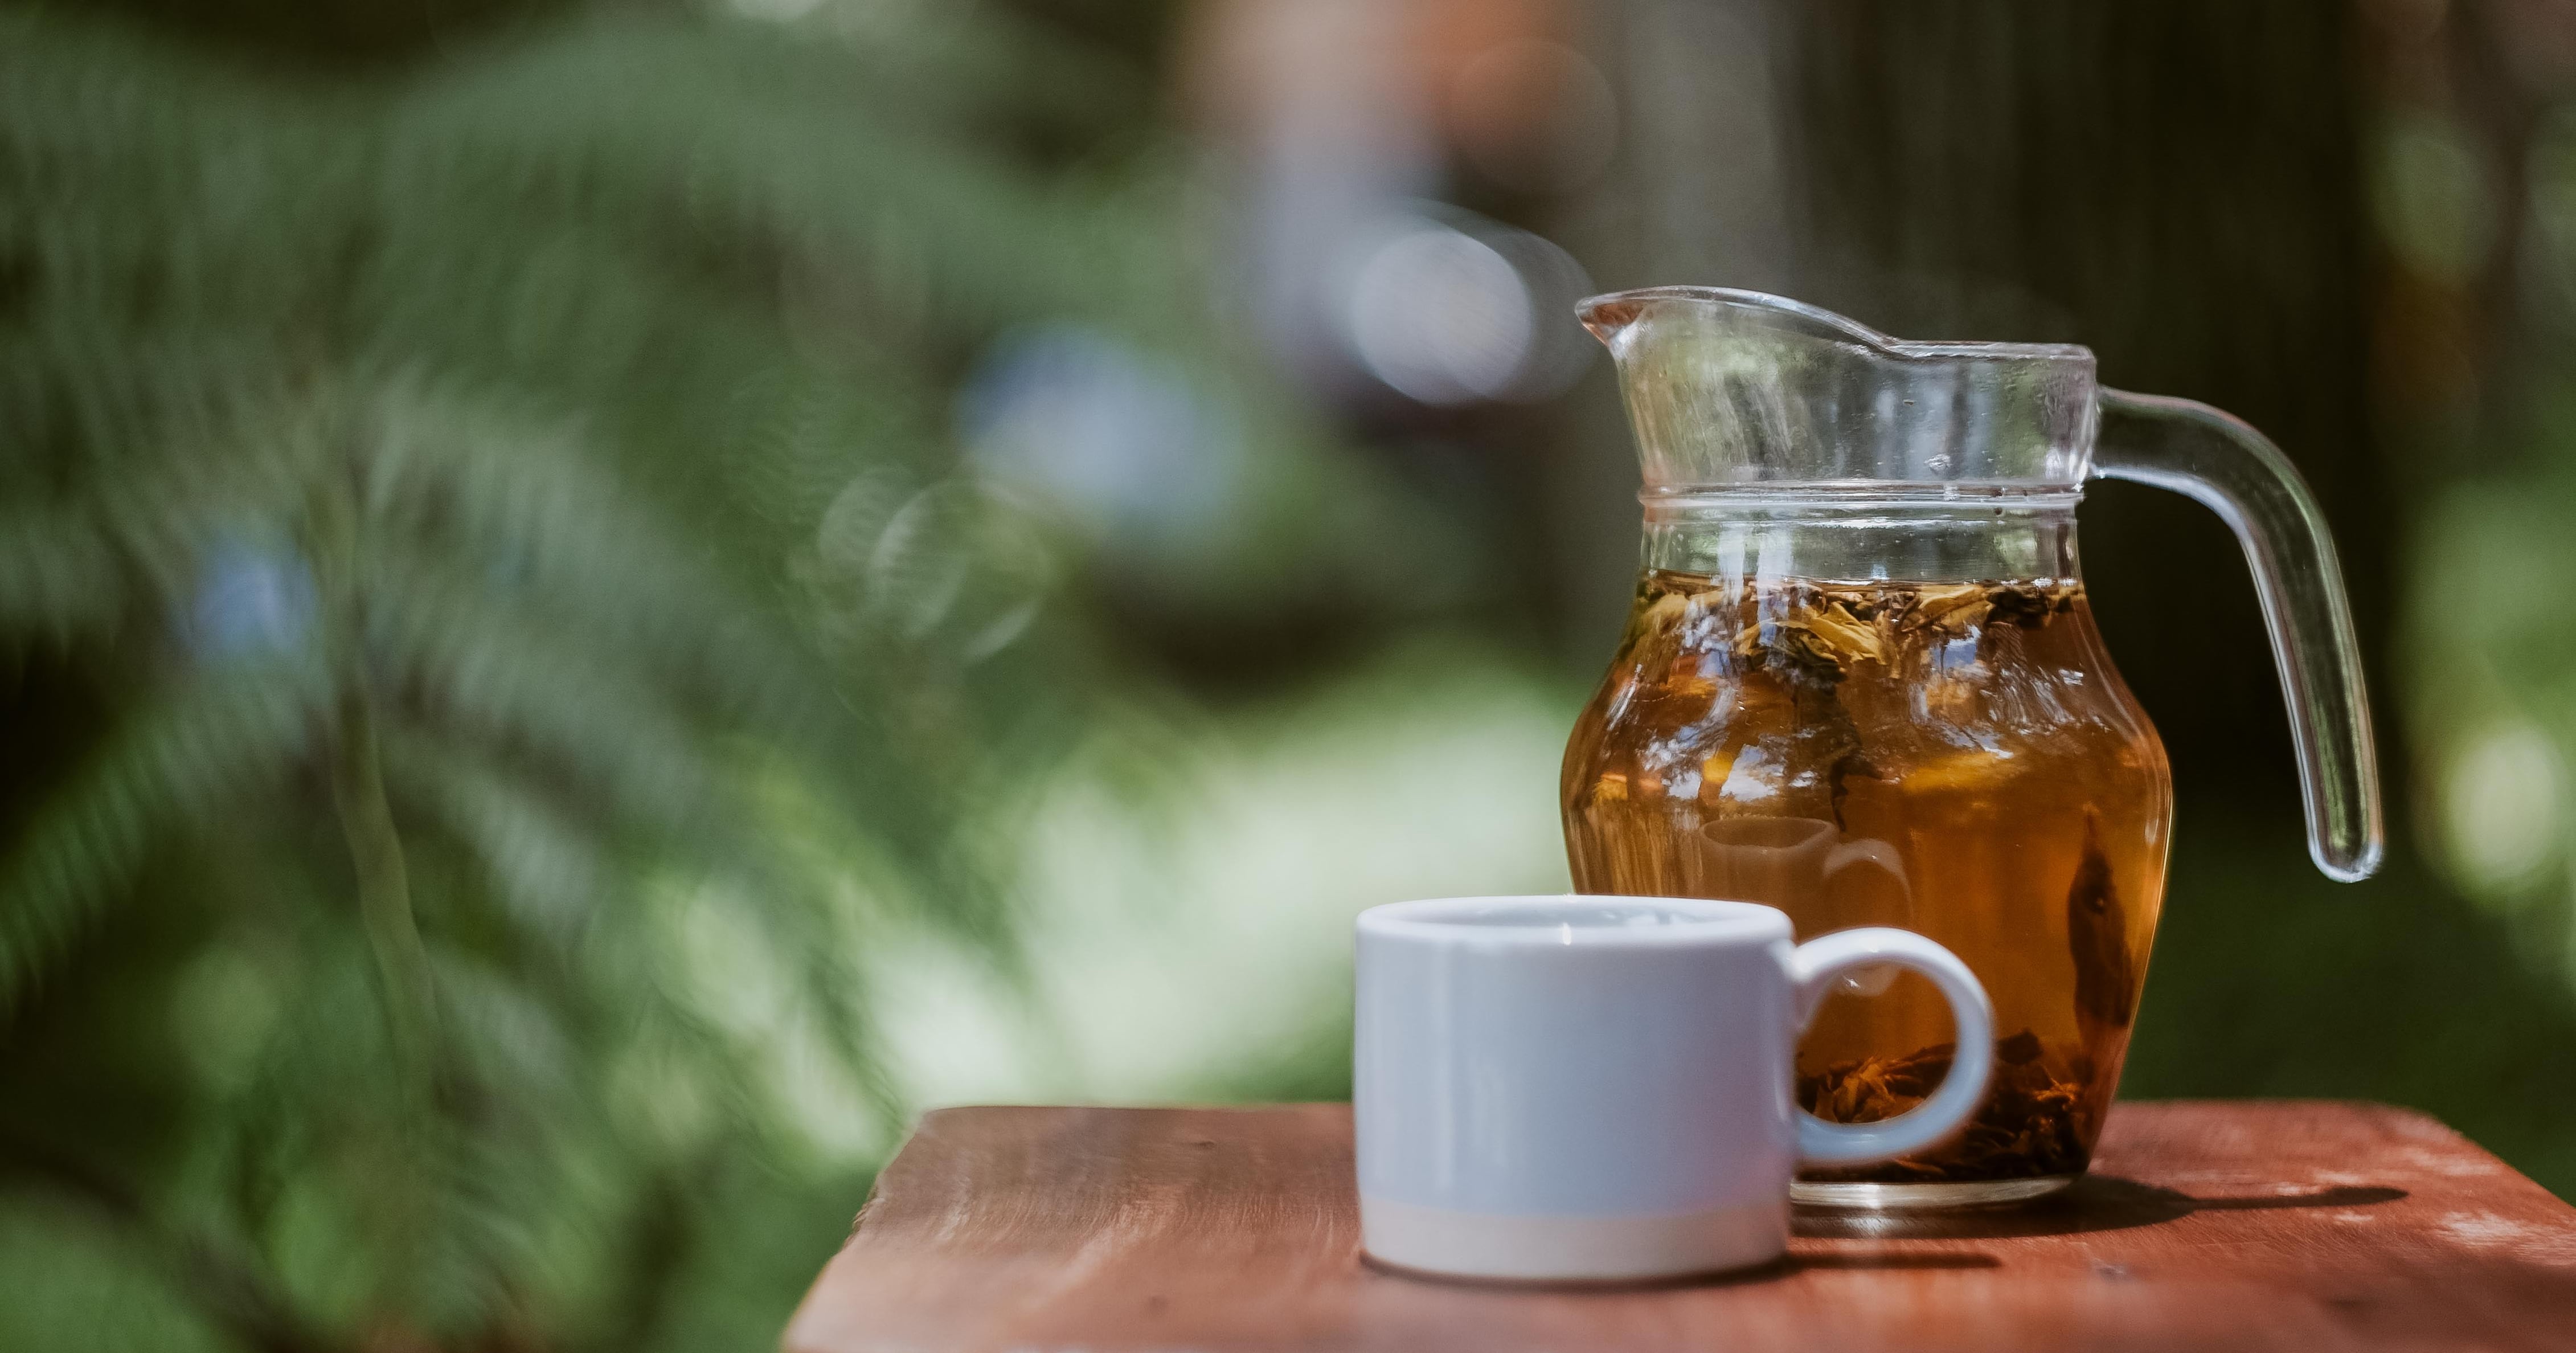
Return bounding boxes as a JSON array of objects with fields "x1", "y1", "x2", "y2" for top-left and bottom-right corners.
[{"x1": 1686, "y1": 815, "x2": 1911, "y2": 996}]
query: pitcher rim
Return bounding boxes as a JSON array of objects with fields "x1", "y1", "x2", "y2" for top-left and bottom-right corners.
[{"x1": 1575, "y1": 285, "x2": 2094, "y2": 363}]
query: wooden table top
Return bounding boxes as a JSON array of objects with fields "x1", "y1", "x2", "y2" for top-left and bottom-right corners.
[{"x1": 783, "y1": 1101, "x2": 2576, "y2": 1352}]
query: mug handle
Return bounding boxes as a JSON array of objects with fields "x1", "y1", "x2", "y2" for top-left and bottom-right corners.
[{"x1": 1786, "y1": 928, "x2": 1996, "y2": 1166}]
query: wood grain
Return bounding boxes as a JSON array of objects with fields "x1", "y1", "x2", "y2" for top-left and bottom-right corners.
[{"x1": 782, "y1": 1102, "x2": 2576, "y2": 1352}]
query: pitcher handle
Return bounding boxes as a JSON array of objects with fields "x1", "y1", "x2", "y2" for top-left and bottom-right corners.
[{"x1": 2094, "y1": 390, "x2": 2384, "y2": 881}]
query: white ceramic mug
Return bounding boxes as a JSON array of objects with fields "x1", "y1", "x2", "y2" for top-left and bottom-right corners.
[{"x1": 1353, "y1": 895, "x2": 1993, "y2": 1282}]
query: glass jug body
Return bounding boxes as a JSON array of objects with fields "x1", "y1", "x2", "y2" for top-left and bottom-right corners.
[
  {"x1": 1567, "y1": 287, "x2": 2380, "y2": 1208},
  {"x1": 1562, "y1": 499, "x2": 2170, "y2": 1203}
]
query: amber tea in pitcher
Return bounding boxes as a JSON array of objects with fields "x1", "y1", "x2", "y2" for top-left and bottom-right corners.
[
  {"x1": 1562, "y1": 289, "x2": 2383, "y2": 1208},
  {"x1": 1567, "y1": 571, "x2": 2166, "y2": 1195}
]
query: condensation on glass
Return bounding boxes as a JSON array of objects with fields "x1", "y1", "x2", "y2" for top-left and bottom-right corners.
[{"x1": 1562, "y1": 288, "x2": 2381, "y2": 1208}]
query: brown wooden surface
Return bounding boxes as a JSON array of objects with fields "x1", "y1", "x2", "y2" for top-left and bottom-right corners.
[{"x1": 783, "y1": 1102, "x2": 2576, "y2": 1352}]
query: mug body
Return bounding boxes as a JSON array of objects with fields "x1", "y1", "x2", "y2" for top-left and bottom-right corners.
[{"x1": 1353, "y1": 896, "x2": 1797, "y2": 1281}]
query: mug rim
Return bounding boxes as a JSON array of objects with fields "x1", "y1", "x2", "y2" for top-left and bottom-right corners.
[{"x1": 1358, "y1": 894, "x2": 1790, "y2": 947}]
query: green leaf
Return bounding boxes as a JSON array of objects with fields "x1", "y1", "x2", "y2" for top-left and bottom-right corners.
[{"x1": 0, "y1": 660, "x2": 322, "y2": 1011}]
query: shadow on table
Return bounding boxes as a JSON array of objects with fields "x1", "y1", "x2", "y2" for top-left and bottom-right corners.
[
  {"x1": 1361, "y1": 1248, "x2": 2008, "y2": 1294},
  {"x1": 1793, "y1": 1176, "x2": 2408, "y2": 1242},
  {"x1": 1791, "y1": 1251, "x2": 2004, "y2": 1271}
]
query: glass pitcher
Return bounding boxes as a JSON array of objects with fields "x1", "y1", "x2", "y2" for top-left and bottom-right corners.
[{"x1": 1561, "y1": 288, "x2": 2382, "y2": 1208}]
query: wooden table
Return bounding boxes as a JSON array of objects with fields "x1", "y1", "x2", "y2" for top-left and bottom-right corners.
[{"x1": 783, "y1": 1102, "x2": 2576, "y2": 1352}]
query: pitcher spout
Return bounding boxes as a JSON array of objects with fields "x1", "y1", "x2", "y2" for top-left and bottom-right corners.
[{"x1": 1578, "y1": 287, "x2": 2099, "y2": 499}]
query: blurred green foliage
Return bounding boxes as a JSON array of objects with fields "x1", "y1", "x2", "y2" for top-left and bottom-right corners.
[
  {"x1": 2377, "y1": 35, "x2": 2576, "y2": 1025},
  {"x1": 0, "y1": 3, "x2": 1446, "y2": 1348}
]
